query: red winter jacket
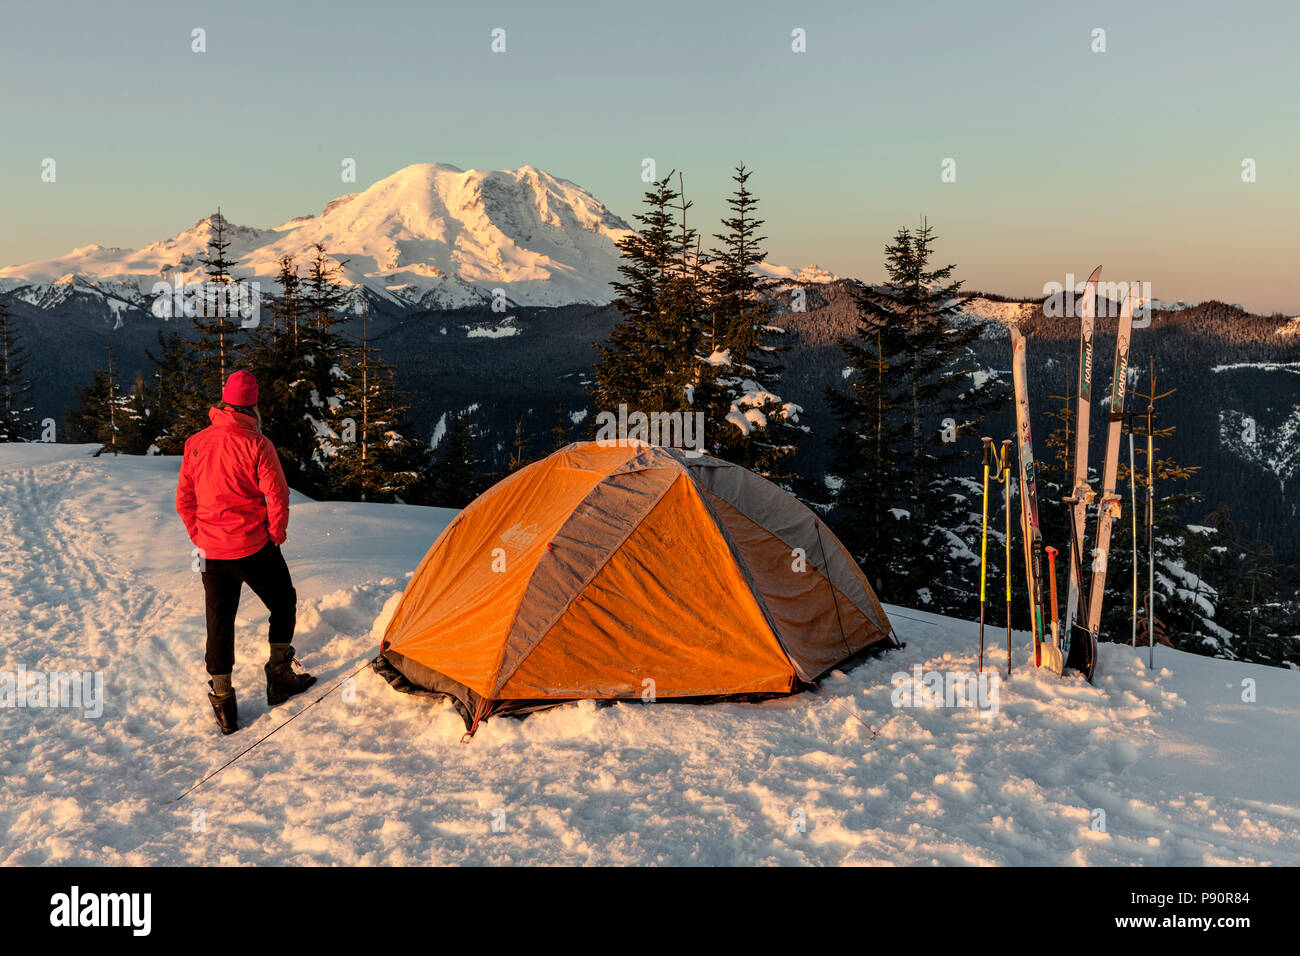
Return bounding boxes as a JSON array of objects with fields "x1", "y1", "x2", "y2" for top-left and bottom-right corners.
[{"x1": 176, "y1": 406, "x2": 291, "y2": 560}]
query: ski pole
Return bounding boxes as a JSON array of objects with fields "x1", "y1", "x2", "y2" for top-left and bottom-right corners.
[
  {"x1": 1147, "y1": 365, "x2": 1156, "y2": 668},
  {"x1": 1129, "y1": 424, "x2": 1138, "y2": 648},
  {"x1": 979, "y1": 437, "x2": 992, "y2": 672},
  {"x1": 1001, "y1": 440, "x2": 1013, "y2": 676},
  {"x1": 1045, "y1": 546, "x2": 1060, "y2": 650}
]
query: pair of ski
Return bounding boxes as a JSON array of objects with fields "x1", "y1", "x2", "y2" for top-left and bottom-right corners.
[{"x1": 1008, "y1": 265, "x2": 1137, "y2": 682}]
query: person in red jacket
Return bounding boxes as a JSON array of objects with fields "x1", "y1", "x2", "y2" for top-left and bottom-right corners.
[{"x1": 176, "y1": 370, "x2": 315, "y2": 734}]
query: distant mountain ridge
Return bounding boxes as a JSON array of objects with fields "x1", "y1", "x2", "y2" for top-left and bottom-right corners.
[{"x1": 0, "y1": 163, "x2": 834, "y2": 314}]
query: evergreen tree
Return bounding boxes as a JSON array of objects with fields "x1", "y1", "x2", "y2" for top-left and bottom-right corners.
[
  {"x1": 702, "y1": 164, "x2": 802, "y2": 476},
  {"x1": 321, "y1": 306, "x2": 428, "y2": 502},
  {"x1": 824, "y1": 221, "x2": 1008, "y2": 616},
  {"x1": 301, "y1": 244, "x2": 350, "y2": 361},
  {"x1": 197, "y1": 208, "x2": 241, "y2": 381},
  {"x1": 1106, "y1": 379, "x2": 1202, "y2": 648},
  {"x1": 144, "y1": 323, "x2": 189, "y2": 453},
  {"x1": 428, "y1": 410, "x2": 487, "y2": 508},
  {"x1": 0, "y1": 302, "x2": 36, "y2": 441},
  {"x1": 1177, "y1": 510, "x2": 1296, "y2": 666},
  {"x1": 550, "y1": 406, "x2": 572, "y2": 452},
  {"x1": 172, "y1": 210, "x2": 250, "y2": 442},
  {"x1": 297, "y1": 244, "x2": 351, "y2": 442},
  {"x1": 824, "y1": 322, "x2": 909, "y2": 597},
  {"x1": 66, "y1": 338, "x2": 152, "y2": 454},
  {"x1": 114, "y1": 373, "x2": 153, "y2": 455},
  {"x1": 506, "y1": 416, "x2": 534, "y2": 473},
  {"x1": 591, "y1": 173, "x2": 698, "y2": 421},
  {"x1": 592, "y1": 166, "x2": 802, "y2": 472},
  {"x1": 66, "y1": 369, "x2": 114, "y2": 448},
  {"x1": 243, "y1": 253, "x2": 321, "y2": 494},
  {"x1": 1229, "y1": 526, "x2": 1290, "y2": 665},
  {"x1": 271, "y1": 254, "x2": 301, "y2": 344}
]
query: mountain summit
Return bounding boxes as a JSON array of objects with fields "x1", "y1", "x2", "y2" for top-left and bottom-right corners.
[{"x1": 0, "y1": 164, "x2": 641, "y2": 310}]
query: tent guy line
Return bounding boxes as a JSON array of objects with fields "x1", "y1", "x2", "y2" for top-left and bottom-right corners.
[{"x1": 164, "y1": 655, "x2": 373, "y2": 805}]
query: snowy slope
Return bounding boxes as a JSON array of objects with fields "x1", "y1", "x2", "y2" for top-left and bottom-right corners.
[
  {"x1": 964, "y1": 296, "x2": 1036, "y2": 326},
  {"x1": 1213, "y1": 362, "x2": 1300, "y2": 486},
  {"x1": 0, "y1": 164, "x2": 833, "y2": 312},
  {"x1": 1, "y1": 444, "x2": 1298, "y2": 866}
]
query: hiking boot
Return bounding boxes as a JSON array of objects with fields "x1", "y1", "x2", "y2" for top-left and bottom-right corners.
[
  {"x1": 207, "y1": 682, "x2": 239, "y2": 735},
  {"x1": 265, "y1": 645, "x2": 316, "y2": 705}
]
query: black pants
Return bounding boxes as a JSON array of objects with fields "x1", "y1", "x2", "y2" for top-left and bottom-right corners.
[{"x1": 202, "y1": 541, "x2": 297, "y2": 675}]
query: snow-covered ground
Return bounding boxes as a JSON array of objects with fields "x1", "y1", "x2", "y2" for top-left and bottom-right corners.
[{"x1": 1, "y1": 444, "x2": 1297, "y2": 866}]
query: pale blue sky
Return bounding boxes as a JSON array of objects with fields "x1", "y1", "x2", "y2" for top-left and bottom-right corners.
[{"x1": 2, "y1": 0, "x2": 1296, "y2": 311}]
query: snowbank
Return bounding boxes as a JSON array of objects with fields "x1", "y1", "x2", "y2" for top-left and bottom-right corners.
[{"x1": 0, "y1": 444, "x2": 1296, "y2": 865}]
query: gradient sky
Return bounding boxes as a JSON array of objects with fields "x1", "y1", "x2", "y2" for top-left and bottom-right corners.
[{"x1": 2, "y1": 0, "x2": 1297, "y2": 312}]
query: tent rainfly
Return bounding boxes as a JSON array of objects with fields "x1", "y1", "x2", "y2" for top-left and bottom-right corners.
[{"x1": 376, "y1": 442, "x2": 895, "y2": 733}]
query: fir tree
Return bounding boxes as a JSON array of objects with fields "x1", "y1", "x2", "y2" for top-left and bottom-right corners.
[
  {"x1": 1173, "y1": 509, "x2": 1295, "y2": 667},
  {"x1": 144, "y1": 323, "x2": 189, "y2": 454},
  {"x1": 66, "y1": 338, "x2": 152, "y2": 454},
  {"x1": 507, "y1": 416, "x2": 533, "y2": 473},
  {"x1": 298, "y1": 244, "x2": 351, "y2": 438},
  {"x1": 114, "y1": 373, "x2": 153, "y2": 455},
  {"x1": 593, "y1": 167, "x2": 802, "y2": 471},
  {"x1": 172, "y1": 210, "x2": 250, "y2": 442},
  {"x1": 302, "y1": 244, "x2": 350, "y2": 358},
  {"x1": 0, "y1": 302, "x2": 37, "y2": 441},
  {"x1": 243, "y1": 253, "x2": 321, "y2": 494},
  {"x1": 550, "y1": 406, "x2": 572, "y2": 452},
  {"x1": 1230, "y1": 526, "x2": 1288, "y2": 665},
  {"x1": 321, "y1": 305, "x2": 428, "y2": 502},
  {"x1": 1106, "y1": 372, "x2": 1202, "y2": 648},
  {"x1": 428, "y1": 410, "x2": 486, "y2": 508},
  {"x1": 261, "y1": 242, "x2": 353, "y2": 487},
  {"x1": 197, "y1": 209, "x2": 240, "y2": 379},
  {"x1": 591, "y1": 173, "x2": 698, "y2": 421},
  {"x1": 66, "y1": 369, "x2": 114, "y2": 448},
  {"x1": 824, "y1": 221, "x2": 1008, "y2": 616},
  {"x1": 271, "y1": 254, "x2": 301, "y2": 344},
  {"x1": 702, "y1": 164, "x2": 801, "y2": 476}
]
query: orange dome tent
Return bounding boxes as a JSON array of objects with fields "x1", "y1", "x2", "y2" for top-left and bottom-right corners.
[{"x1": 376, "y1": 442, "x2": 895, "y2": 733}]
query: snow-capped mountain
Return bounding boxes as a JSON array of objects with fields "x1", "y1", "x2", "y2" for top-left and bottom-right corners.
[{"x1": 0, "y1": 163, "x2": 833, "y2": 313}]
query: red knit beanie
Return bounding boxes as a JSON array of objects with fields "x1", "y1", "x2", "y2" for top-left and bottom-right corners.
[{"x1": 222, "y1": 370, "x2": 259, "y2": 406}]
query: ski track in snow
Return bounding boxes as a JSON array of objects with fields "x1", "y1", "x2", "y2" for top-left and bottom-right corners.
[{"x1": 1, "y1": 445, "x2": 1298, "y2": 866}]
